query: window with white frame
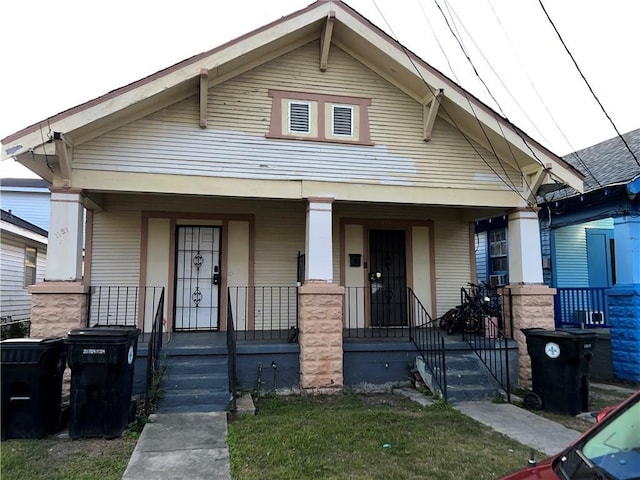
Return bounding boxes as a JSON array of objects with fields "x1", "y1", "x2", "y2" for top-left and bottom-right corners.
[
  {"x1": 331, "y1": 105, "x2": 353, "y2": 137},
  {"x1": 24, "y1": 246, "x2": 37, "y2": 286},
  {"x1": 288, "y1": 101, "x2": 311, "y2": 134},
  {"x1": 489, "y1": 228, "x2": 507, "y2": 273}
]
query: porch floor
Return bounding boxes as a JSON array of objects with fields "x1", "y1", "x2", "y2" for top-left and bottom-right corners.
[{"x1": 138, "y1": 328, "x2": 476, "y2": 348}]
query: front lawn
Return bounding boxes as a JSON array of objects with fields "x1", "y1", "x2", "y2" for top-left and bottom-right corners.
[
  {"x1": 228, "y1": 393, "x2": 534, "y2": 480},
  {"x1": 1, "y1": 434, "x2": 137, "y2": 480}
]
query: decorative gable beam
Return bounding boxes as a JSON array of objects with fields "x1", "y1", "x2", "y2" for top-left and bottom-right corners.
[
  {"x1": 319, "y1": 11, "x2": 336, "y2": 71},
  {"x1": 53, "y1": 132, "x2": 73, "y2": 185},
  {"x1": 199, "y1": 68, "x2": 209, "y2": 128},
  {"x1": 423, "y1": 89, "x2": 444, "y2": 142}
]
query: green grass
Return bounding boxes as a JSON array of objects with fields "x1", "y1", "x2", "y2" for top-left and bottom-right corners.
[
  {"x1": 1, "y1": 433, "x2": 138, "y2": 480},
  {"x1": 228, "y1": 393, "x2": 535, "y2": 480}
]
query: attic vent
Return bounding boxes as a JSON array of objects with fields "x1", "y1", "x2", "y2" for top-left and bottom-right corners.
[
  {"x1": 332, "y1": 105, "x2": 353, "y2": 136},
  {"x1": 288, "y1": 102, "x2": 310, "y2": 134}
]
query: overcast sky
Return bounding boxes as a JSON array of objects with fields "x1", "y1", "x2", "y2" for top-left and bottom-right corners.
[{"x1": 1, "y1": 0, "x2": 638, "y2": 179}]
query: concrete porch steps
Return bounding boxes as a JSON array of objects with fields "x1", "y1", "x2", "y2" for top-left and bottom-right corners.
[
  {"x1": 417, "y1": 351, "x2": 502, "y2": 402},
  {"x1": 158, "y1": 350, "x2": 230, "y2": 414}
]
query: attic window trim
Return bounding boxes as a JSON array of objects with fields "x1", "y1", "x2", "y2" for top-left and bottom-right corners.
[{"x1": 267, "y1": 89, "x2": 372, "y2": 145}]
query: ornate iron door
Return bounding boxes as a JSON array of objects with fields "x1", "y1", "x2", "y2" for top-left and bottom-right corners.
[
  {"x1": 175, "y1": 226, "x2": 221, "y2": 331},
  {"x1": 368, "y1": 229, "x2": 407, "y2": 326}
]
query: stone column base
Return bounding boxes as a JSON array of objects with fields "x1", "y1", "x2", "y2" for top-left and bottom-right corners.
[
  {"x1": 298, "y1": 281, "x2": 344, "y2": 393},
  {"x1": 28, "y1": 282, "x2": 89, "y2": 338},
  {"x1": 503, "y1": 284, "x2": 556, "y2": 387}
]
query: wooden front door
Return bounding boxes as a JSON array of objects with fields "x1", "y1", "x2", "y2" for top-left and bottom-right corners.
[
  {"x1": 368, "y1": 229, "x2": 407, "y2": 326},
  {"x1": 174, "y1": 226, "x2": 221, "y2": 331}
]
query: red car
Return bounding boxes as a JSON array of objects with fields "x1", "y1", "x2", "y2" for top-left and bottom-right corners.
[{"x1": 499, "y1": 390, "x2": 640, "y2": 480}]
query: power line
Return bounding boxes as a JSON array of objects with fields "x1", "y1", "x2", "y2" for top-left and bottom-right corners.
[
  {"x1": 370, "y1": 0, "x2": 530, "y2": 203},
  {"x1": 537, "y1": 0, "x2": 640, "y2": 168},
  {"x1": 485, "y1": 0, "x2": 603, "y2": 190}
]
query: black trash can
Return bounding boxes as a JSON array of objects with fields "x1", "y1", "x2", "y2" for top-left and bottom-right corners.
[
  {"x1": 523, "y1": 328, "x2": 596, "y2": 415},
  {"x1": 1, "y1": 337, "x2": 66, "y2": 439},
  {"x1": 64, "y1": 326, "x2": 140, "y2": 439}
]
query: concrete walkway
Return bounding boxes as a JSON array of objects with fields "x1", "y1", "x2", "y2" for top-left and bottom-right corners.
[
  {"x1": 453, "y1": 401, "x2": 581, "y2": 456},
  {"x1": 122, "y1": 412, "x2": 230, "y2": 480}
]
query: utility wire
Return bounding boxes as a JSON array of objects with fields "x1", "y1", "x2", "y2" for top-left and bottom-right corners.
[
  {"x1": 370, "y1": 0, "x2": 530, "y2": 203},
  {"x1": 431, "y1": 0, "x2": 546, "y2": 199},
  {"x1": 537, "y1": 0, "x2": 640, "y2": 168},
  {"x1": 436, "y1": 0, "x2": 535, "y2": 195},
  {"x1": 485, "y1": 0, "x2": 603, "y2": 190}
]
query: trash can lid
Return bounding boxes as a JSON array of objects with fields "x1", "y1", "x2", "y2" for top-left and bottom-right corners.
[
  {"x1": 67, "y1": 326, "x2": 140, "y2": 335},
  {"x1": 522, "y1": 328, "x2": 596, "y2": 339},
  {"x1": 65, "y1": 326, "x2": 140, "y2": 344},
  {"x1": 1, "y1": 337, "x2": 64, "y2": 345}
]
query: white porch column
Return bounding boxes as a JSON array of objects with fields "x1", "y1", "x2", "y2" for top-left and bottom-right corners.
[
  {"x1": 305, "y1": 196, "x2": 334, "y2": 282},
  {"x1": 507, "y1": 208, "x2": 543, "y2": 284},
  {"x1": 46, "y1": 188, "x2": 84, "y2": 281}
]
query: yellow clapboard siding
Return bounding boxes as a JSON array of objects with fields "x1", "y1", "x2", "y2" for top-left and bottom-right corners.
[{"x1": 74, "y1": 41, "x2": 523, "y2": 196}]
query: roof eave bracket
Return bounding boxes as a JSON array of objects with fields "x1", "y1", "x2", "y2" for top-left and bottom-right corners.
[
  {"x1": 53, "y1": 132, "x2": 73, "y2": 186},
  {"x1": 319, "y1": 11, "x2": 336, "y2": 72},
  {"x1": 423, "y1": 89, "x2": 444, "y2": 142},
  {"x1": 200, "y1": 69, "x2": 209, "y2": 128}
]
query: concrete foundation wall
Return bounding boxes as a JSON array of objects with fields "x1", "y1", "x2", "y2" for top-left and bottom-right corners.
[
  {"x1": 343, "y1": 343, "x2": 415, "y2": 388},
  {"x1": 236, "y1": 344, "x2": 300, "y2": 393}
]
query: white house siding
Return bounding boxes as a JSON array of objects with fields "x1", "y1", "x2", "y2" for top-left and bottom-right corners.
[
  {"x1": 73, "y1": 41, "x2": 521, "y2": 194},
  {"x1": 552, "y1": 219, "x2": 613, "y2": 288},
  {"x1": 0, "y1": 235, "x2": 46, "y2": 321}
]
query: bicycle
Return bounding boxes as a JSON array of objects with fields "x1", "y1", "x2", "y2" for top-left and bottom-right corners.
[{"x1": 439, "y1": 282, "x2": 494, "y2": 335}]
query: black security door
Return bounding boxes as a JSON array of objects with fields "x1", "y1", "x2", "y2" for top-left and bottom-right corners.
[{"x1": 368, "y1": 229, "x2": 407, "y2": 326}]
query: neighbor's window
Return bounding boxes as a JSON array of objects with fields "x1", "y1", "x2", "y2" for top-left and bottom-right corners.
[
  {"x1": 331, "y1": 105, "x2": 353, "y2": 137},
  {"x1": 288, "y1": 101, "x2": 311, "y2": 134},
  {"x1": 489, "y1": 228, "x2": 507, "y2": 273},
  {"x1": 24, "y1": 247, "x2": 37, "y2": 286}
]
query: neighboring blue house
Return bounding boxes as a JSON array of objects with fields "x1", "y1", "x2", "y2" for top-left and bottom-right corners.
[
  {"x1": 539, "y1": 129, "x2": 640, "y2": 381},
  {"x1": 475, "y1": 129, "x2": 640, "y2": 381},
  {"x1": 0, "y1": 178, "x2": 50, "y2": 230}
]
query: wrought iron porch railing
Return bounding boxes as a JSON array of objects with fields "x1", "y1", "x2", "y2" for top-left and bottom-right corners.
[
  {"x1": 0, "y1": 317, "x2": 31, "y2": 340},
  {"x1": 227, "y1": 290, "x2": 237, "y2": 417},
  {"x1": 407, "y1": 288, "x2": 448, "y2": 401},
  {"x1": 227, "y1": 286, "x2": 298, "y2": 342},
  {"x1": 144, "y1": 289, "x2": 165, "y2": 415},
  {"x1": 344, "y1": 287, "x2": 412, "y2": 339},
  {"x1": 87, "y1": 286, "x2": 165, "y2": 332},
  {"x1": 457, "y1": 284, "x2": 512, "y2": 401},
  {"x1": 461, "y1": 321, "x2": 512, "y2": 402},
  {"x1": 554, "y1": 287, "x2": 609, "y2": 328}
]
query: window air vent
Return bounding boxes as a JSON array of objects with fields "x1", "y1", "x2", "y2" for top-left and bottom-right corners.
[
  {"x1": 289, "y1": 102, "x2": 310, "y2": 133},
  {"x1": 332, "y1": 105, "x2": 353, "y2": 136}
]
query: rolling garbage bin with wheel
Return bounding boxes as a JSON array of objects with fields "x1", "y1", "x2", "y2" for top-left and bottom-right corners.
[
  {"x1": 1, "y1": 337, "x2": 66, "y2": 440},
  {"x1": 64, "y1": 326, "x2": 140, "y2": 439},
  {"x1": 523, "y1": 328, "x2": 596, "y2": 415}
]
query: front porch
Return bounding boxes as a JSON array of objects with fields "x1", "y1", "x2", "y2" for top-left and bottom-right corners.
[{"x1": 88, "y1": 283, "x2": 518, "y2": 412}]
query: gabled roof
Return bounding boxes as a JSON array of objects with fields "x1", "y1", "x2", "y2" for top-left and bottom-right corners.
[
  {"x1": 0, "y1": 178, "x2": 50, "y2": 189},
  {"x1": 1, "y1": 0, "x2": 582, "y2": 193},
  {"x1": 563, "y1": 128, "x2": 640, "y2": 193},
  {"x1": 1, "y1": 208, "x2": 48, "y2": 239}
]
